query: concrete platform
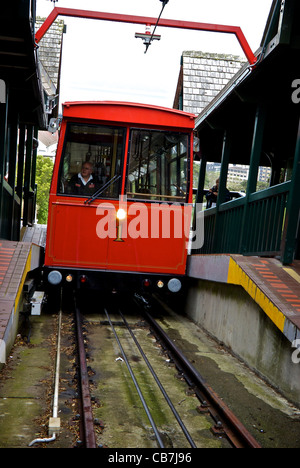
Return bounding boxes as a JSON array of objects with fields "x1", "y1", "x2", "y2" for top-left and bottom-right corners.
[
  {"x1": 0, "y1": 225, "x2": 46, "y2": 365},
  {"x1": 186, "y1": 254, "x2": 300, "y2": 405},
  {"x1": 187, "y1": 254, "x2": 300, "y2": 344}
]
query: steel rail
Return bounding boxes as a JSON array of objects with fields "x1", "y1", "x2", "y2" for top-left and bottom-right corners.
[
  {"x1": 118, "y1": 309, "x2": 197, "y2": 448},
  {"x1": 74, "y1": 301, "x2": 97, "y2": 449},
  {"x1": 104, "y1": 309, "x2": 165, "y2": 448},
  {"x1": 142, "y1": 308, "x2": 261, "y2": 449}
]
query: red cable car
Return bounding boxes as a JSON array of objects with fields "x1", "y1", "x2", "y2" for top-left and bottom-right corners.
[{"x1": 44, "y1": 101, "x2": 195, "y2": 294}]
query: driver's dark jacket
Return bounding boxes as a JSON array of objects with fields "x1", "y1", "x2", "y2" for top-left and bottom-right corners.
[{"x1": 68, "y1": 174, "x2": 101, "y2": 196}]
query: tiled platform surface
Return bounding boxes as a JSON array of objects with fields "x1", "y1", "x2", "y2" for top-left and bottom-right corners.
[
  {"x1": 0, "y1": 242, "x2": 31, "y2": 297},
  {"x1": 187, "y1": 254, "x2": 300, "y2": 344},
  {"x1": 0, "y1": 226, "x2": 46, "y2": 363},
  {"x1": 0, "y1": 241, "x2": 32, "y2": 361}
]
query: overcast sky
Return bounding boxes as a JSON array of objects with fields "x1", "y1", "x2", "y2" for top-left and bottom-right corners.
[{"x1": 36, "y1": 0, "x2": 273, "y2": 109}]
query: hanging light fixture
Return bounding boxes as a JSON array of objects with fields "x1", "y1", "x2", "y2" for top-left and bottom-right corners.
[{"x1": 135, "y1": 0, "x2": 170, "y2": 53}]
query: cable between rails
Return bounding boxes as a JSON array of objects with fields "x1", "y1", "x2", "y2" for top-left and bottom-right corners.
[
  {"x1": 104, "y1": 308, "x2": 165, "y2": 449},
  {"x1": 118, "y1": 309, "x2": 197, "y2": 448}
]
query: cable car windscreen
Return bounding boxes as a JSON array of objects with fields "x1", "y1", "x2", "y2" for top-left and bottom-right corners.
[
  {"x1": 126, "y1": 129, "x2": 189, "y2": 203},
  {"x1": 57, "y1": 123, "x2": 125, "y2": 198}
]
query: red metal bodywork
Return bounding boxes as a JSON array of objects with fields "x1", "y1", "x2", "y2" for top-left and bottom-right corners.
[
  {"x1": 45, "y1": 102, "x2": 195, "y2": 278},
  {"x1": 35, "y1": 7, "x2": 256, "y2": 65}
]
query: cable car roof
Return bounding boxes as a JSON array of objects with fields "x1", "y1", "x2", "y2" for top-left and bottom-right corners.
[{"x1": 62, "y1": 101, "x2": 196, "y2": 130}]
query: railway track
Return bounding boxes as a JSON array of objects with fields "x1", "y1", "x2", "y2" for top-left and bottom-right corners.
[
  {"x1": 2, "y1": 288, "x2": 300, "y2": 448},
  {"x1": 2, "y1": 289, "x2": 300, "y2": 448},
  {"x1": 136, "y1": 295, "x2": 260, "y2": 448},
  {"x1": 74, "y1": 300, "x2": 97, "y2": 448},
  {"x1": 0, "y1": 288, "x2": 300, "y2": 454},
  {"x1": 71, "y1": 292, "x2": 261, "y2": 449}
]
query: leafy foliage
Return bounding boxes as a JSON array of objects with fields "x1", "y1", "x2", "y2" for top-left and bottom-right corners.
[{"x1": 35, "y1": 155, "x2": 54, "y2": 224}]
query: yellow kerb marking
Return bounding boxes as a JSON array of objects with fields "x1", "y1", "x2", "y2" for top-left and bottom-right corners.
[
  {"x1": 283, "y1": 267, "x2": 300, "y2": 284},
  {"x1": 227, "y1": 257, "x2": 285, "y2": 333},
  {"x1": 15, "y1": 248, "x2": 32, "y2": 313}
]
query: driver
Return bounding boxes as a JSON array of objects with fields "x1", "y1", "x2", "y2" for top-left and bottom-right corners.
[{"x1": 68, "y1": 161, "x2": 100, "y2": 195}]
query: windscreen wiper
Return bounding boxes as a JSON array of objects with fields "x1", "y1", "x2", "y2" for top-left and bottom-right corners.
[{"x1": 84, "y1": 175, "x2": 121, "y2": 205}]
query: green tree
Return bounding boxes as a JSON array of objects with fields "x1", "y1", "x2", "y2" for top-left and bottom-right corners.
[{"x1": 35, "y1": 155, "x2": 54, "y2": 224}]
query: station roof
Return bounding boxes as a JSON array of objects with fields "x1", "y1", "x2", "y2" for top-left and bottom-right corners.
[
  {"x1": 0, "y1": 2, "x2": 45, "y2": 127},
  {"x1": 195, "y1": 0, "x2": 300, "y2": 166}
]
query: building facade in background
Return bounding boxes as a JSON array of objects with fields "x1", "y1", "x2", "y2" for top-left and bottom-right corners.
[{"x1": 173, "y1": 51, "x2": 245, "y2": 115}]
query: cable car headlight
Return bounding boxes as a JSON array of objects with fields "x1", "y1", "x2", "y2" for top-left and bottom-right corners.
[
  {"x1": 157, "y1": 280, "x2": 164, "y2": 289},
  {"x1": 66, "y1": 274, "x2": 73, "y2": 283},
  {"x1": 48, "y1": 270, "x2": 62, "y2": 286},
  {"x1": 168, "y1": 278, "x2": 182, "y2": 293},
  {"x1": 116, "y1": 208, "x2": 127, "y2": 221}
]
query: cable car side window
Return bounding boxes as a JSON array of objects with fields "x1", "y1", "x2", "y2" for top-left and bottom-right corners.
[
  {"x1": 58, "y1": 123, "x2": 125, "y2": 198},
  {"x1": 126, "y1": 129, "x2": 189, "y2": 202}
]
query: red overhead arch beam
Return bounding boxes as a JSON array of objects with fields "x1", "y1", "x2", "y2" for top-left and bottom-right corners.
[{"x1": 35, "y1": 7, "x2": 256, "y2": 65}]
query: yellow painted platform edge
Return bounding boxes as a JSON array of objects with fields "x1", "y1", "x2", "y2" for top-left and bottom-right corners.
[
  {"x1": 227, "y1": 257, "x2": 286, "y2": 333},
  {"x1": 283, "y1": 267, "x2": 300, "y2": 284},
  {"x1": 15, "y1": 247, "x2": 32, "y2": 314}
]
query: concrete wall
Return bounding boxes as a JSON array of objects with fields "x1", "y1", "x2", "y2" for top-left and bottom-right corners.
[
  {"x1": 185, "y1": 278, "x2": 300, "y2": 406},
  {"x1": 1, "y1": 300, "x2": 23, "y2": 366}
]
